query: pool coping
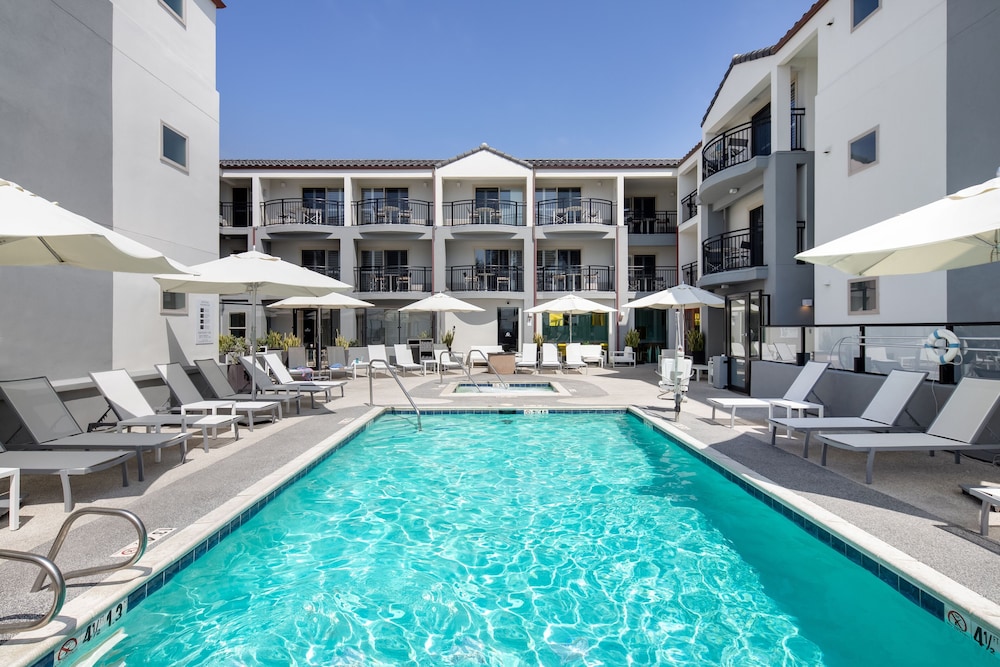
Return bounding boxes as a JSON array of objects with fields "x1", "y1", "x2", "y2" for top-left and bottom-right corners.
[{"x1": 7, "y1": 405, "x2": 1000, "y2": 666}]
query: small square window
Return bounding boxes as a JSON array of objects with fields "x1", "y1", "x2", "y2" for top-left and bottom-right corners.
[
  {"x1": 229, "y1": 312, "x2": 247, "y2": 339},
  {"x1": 162, "y1": 291, "x2": 187, "y2": 314},
  {"x1": 848, "y1": 127, "x2": 878, "y2": 175},
  {"x1": 848, "y1": 278, "x2": 878, "y2": 314},
  {"x1": 161, "y1": 123, "x2": 188, "y2": 171},
  {"x1": 160, "y1": 0, "x2": 184, "y2": 21},
  {"x1": 852, "y1": 0, "x2": 880, "y2": 28}
]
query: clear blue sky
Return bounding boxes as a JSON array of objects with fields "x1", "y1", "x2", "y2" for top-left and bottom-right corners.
[{"x1": 218, "y1": 1, "x2": 817, "y2": 160}]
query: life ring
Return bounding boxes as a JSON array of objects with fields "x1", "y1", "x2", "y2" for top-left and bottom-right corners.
[{"x1": 924, "y1": 329, "x2": 961, "y2": 364}]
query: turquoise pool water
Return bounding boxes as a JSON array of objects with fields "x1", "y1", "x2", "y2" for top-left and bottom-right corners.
[
  {"x1": 452, "y1": 382, "x2": 557, "y2": 394},
  {"x1": 76, "y1": 412, "x2": 993, "y2": 666}
]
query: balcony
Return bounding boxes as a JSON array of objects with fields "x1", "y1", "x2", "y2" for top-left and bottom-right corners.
[
  {"x1": 443, "y1": 200, "x2": 525, "y2": 226},
  {"x1": 446, "y1": 265, "x2": 524, "y2": 292},
  {"x1": 353, "y1": 199, "x2": 433, "y2": 226},
  {"x1": 680, "y1": 190, "x2": 698, "y2": 223},
  {"x1": 302, "y1": 265, "x2": 341, "y2": 281},
  {"x1": 702, "y1": 228, "x2": 763, "y2": 276},
  {"x1": 626, "y1": 211, "x2": 677, "y2": 235},
  {"x1": 627, "y1": 266, "x2": 677, "y2": 292},
  {"x1": 263, "y1": 199, "x2": 345, "y2": 226},
  {"x1": 536, "y1": 266, "x2": 614, "y2": 292},
  {"x1": 702, "y1": 109, "x2": 804, "y2": 179},
  {"x1": 219, "y1": 201, "x2": 251, "y2": 228},
  {"x1": 355, "y1": 266, "x2": 431, "y2": 293},
  {"x1": 535, "y1": 199, "x2": 614, "y2": 226},
  {"x1": 681, "y1": 261, "x2": 698, "y2": 285}
]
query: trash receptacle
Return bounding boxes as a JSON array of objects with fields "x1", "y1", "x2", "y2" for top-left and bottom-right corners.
[{"x1": 711, "y1": 355, "x2": 728, "y2": 389}]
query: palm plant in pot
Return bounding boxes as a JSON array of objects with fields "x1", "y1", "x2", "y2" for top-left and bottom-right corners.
[{"x1": 686, "y1": 328, "x2": 706, "y2": 365}]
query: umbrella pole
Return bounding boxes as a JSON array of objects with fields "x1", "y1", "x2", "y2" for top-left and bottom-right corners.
[
  {"x1": 674, "y1": 308, "x2": 684, "y2": 412},
  {"x1": 251, "y1": 287, "x2": 258, "y2": 399}
]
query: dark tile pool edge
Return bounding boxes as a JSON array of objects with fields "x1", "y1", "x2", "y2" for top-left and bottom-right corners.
[{"x1": 630, "y1": 407, "x2": 1000, "y2": 661}]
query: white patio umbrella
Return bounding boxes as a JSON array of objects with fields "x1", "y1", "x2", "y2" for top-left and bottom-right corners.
[
  {"x1": 399, "y1": 292, "x2": 484, "y2": 345},
  {"x1": 795, "y1": 176, "x2": 1000, "y2": 276},
  {"x1": 269, "y1": 292, "x2": 374, "y2": 358},
  {"x1": 0, "y1": 178, "x2": 191, "y2": 273},
  {"x1": 525, "y1": 293, "x2": 616, "y2": 343},
  {"x1": 155, "y1": 250, "x2": 352, "y2": 396}
]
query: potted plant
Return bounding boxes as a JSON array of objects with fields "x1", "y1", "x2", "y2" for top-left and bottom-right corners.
[
  {"x1": 335, "y1": 330, "x2": 351, "y2": 354},
  {"x1": 533, "y1": 331, "x2": 544, "y2": 346},
  {"x1": 441, "y1": 327, "x2": 456, "y2": 351},
  {"x1": 218, "y1": 334, "x2": 250, "y2": 364},
  {"x1": 624, "y1": 328, "x2": 640, "y2": 349},
  {"x1": 686, "y1": 328, "x2": 706, "y2": 365}
]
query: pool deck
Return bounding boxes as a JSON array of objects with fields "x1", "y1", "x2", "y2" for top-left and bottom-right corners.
[{"x1": 3, "y1": 363, "x2": 1000, "y2": 664}]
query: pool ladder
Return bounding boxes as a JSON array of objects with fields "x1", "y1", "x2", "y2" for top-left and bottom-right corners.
[
  {"x1": 368, "y1": 359, "x2": 422, "y2": 431},
  {"x1": 460, "y1": 350, "x2": 508, "y2": 391},
  {"x1": 0, "y1": 507, "x2": 147, "y2": 633}
]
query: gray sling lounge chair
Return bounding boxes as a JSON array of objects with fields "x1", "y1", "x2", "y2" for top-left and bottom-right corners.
[
  {"x1": 708, "y1": 361, "x2": 829, "y2": 429},
  {"x1": 156, "y1": 363, "x2": 281, "y2": 431},
  {"x1": 261, "y1": 352, "x2": 346, "y2": 395},
  {"x1": 768, "y1": 369, "x2": 928, "y2": 457},
  {"x1": 239, "y1": 356, "x2": 327, "y2": 410},
  {"x1": 194, "y1": 358, "x2": 299, "y2": 415},
  {"x1": 815, "y1": 377, "x2": 1000, "y2": 484}
]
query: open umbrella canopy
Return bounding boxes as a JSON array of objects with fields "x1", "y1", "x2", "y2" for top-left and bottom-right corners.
[
  {"x1": 526, "y1": 293, "x2": 616, "y2": 343},
  {"x1": 398, "y1": 292, "x2": 484, "y2": 313},
  {"x1": 0, "y1": 178, "x2": 191, "y2": 273},
  {"x1": 621, "y1": 283, "x2": 725, "y2": 364},
  {"x1": 796, "y1": 176, "x2": 1000, "y2": 276},
  {"x1": 269, "y1": 292, "x2": 373, "y2": 310}
]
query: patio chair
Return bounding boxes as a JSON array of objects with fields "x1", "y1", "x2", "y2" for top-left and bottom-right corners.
[
  {"x1": 610, "y1": 346, "x2": 635, "y2": 368},
  {"x1": 707, "y1": 361, "x2": 829, "y2": 429},
  {"x1": 515, "y1": 343, "x2": 538, "y2": 374},
  {"x1": 239, "y1": 356, "x2": 329, "y2": 410},
  {"x1": 768, "y1": 370, "x2": 928, "y2": 457},
  {"x1": 563, "y1": 343, "x2": 587, "y2": 374},
  {"x1": 657, "y1": 356, "x2": 694, "y2": 401},
  {"x1": 156, "y1": 363, "x2": 281, "y2": 431},
  {"x1": 194, "y1": 358, "x2": 299, "y2": 416},
  {"x1": 815, "y1": 377, "x2": 1000, "y2": 484},
  {"x1": 392, "y1": 344, "x2": 422, "y2": 376},
  {"x1": 433, "y1": 344, "x2": 463, "y2": 373},
  {"x1": 90, "y1": 370, "x2": 241, "y2": 450},
  {"x1": 324, "y1": 346, "x2": 350, "y2": 378},
  {"x1": 540, "y1": 343, "x2": 562, "y2": 373},
  {"x1": 285, "y1": 346, "x2": 309, "y2": 378},
  {"x1": 367, "y1": 344, "x2": 392, "y2": 377},
  {"x1": 580, "y1": 344, "x2": 605, "y2": 368},
  {"x1": 261, "y1": 352, "x2": 346, "y2": 398},
  {"x1": 0, "y1": 376, "x2": 189, "y2": 488},
  {"x1": 346, "y1": 346, "x2": 371, "y2": 379}
]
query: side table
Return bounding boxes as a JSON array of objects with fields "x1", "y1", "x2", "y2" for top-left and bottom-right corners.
[{"x1": 0, "y1": 466, "x2": 20, "y2": 530}]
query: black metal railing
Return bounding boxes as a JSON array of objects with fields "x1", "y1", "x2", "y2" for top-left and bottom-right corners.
[
  {"x1": 702, "y1": 227, "x2": 764, "y2": 275},
  {"x1": 535, "y1": 199, "x2": 614, "y2": 226},
  {"x1": 627, "y1": 211, "x2": 677, "y2": 234},
  {"x1": 446, "y1": 265, "x2": 524, "y2": 292},
  {"x1": 796, "y1": 220, "x2": 807, "y2": 264},
  {"x1": 627, "y1": 266, "x2": 677, "y2": 292},
  {"x1": 219, "y1": 201, "x2": 252, "y2": 227},
  {"x1": 681, "y1": 190, "x2": 698, "y2": 222},
  {"x1": 355, "y1": 266, "x2": 432, "y2": 293},
  {"x1": 262, "y1": 199, "x2": 345, "y2": 226},
  {"x1": 702, "y1": 117, "x2": 772, "y2": 178},
  {"x1": 790, "y1": 107, "x2": 805, "y2": 150},
  {"x1": 681, "y1": 261, "x2": 698, "y2": 285},
  {"x1": 443, "y1": 200, "x2": 526, "y2": 226},
  {"x1": 353, "y1": 199, "x2": 433, "y2": 226},
  {"x1": 536, "y1": 265, "x2": 614, "y2": 292},
  {"x1": 302, "y1": 264, "x2": 341, "y2": 280}
]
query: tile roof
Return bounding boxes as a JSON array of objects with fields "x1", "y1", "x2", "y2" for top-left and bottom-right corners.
[{"x1": 221, "y1": 154, "x2": 681, "y2": 171}]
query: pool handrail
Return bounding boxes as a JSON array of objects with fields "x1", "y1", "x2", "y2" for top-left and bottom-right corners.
[
  {"x1": 465, "y1": 349, "x2": 508, "y2": 389},
  {"x1": 368, "y1": 359, "x2": 422, "y2": 431},
  {"x1": 439, "y1": 349, "x2": 483, "y2": 390}
]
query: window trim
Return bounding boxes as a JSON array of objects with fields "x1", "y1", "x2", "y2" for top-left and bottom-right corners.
[
  {"x1": 161, "y1": 122, "x2": 189, "y2": 172},
  {"x1": 847, "y1": 126, "x2": 879, "y2": 176},
  {"x1": 159, "y1": 0, "x2": 185, "y2": 24},
  {"x1": 847, "y1": 277, "x2": 879, "y2": 315},
  {"x1": 851, "y1": 0, "x2": 880, "y2": 30}
]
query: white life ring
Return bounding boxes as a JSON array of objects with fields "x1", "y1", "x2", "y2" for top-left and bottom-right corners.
[{"x1": 924, "y1": 329, "x2": 961, "y2": 364}]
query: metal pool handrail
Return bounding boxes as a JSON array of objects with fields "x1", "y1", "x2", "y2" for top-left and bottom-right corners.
[
  {"x1": 465, "y1": 349, "x2": 508, "y2": 389},
  {"x1": 368, "y1": 359, "x2": 421, "y2": 431},
  {"x1": 439, "y1": 349, "x2": 483, "y2": 390}
]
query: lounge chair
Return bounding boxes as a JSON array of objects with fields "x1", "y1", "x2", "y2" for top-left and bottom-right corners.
[
  {"x1": 433, "y1": 344, "x2": 463, "y2": 374},
  {"x1": 239, "y1": 356, "x2": 327, "y2": 410},
  {"x1": 261, "y1": 352, "x2": 346, "y2": 397},
  {"x1": 324, "y1": 346, "x2": 350, "y2": 378},
  {"x1": 515, "y1": 343, "x2": 538, "y2": 374},
  {"x1": 610, "y1": 346, "x2": 635, "y2": 368},
  {"x1": 346, "y1": 347, "x2": 371, "y2": 378},
  {"x1": 768, "y1": 369, "x2": 928, "y2": 457},
  {"x1": 392, "y1": 344, "x2": 423, "y2": 376},
  {"x1": 580, "y1": 344, "x2": 605, "y2": 368},
  {"x1": 286, "y1": 346, "x2": 309, "y2": 378},
  {"x1": 658, "y1": 356, "x2": 694, "y2": 402},
  {"x1": 194, "y1": 358, "x2": 299, "y2": 416},
  {"x1": 0, "y1": 376, "x2": 189, "y2": 486},
  {"x1": 815, "y1": 377, "x2": 1000, "y2": 484},
  {"x1": 90, "y1": 369, "x2": 241, "y2": 450},
  {"x1": 156, "y1": 363, "x2": 281, "y2": 431},
  {"x1": 708, "y1": 361, "x2": 829, "y2": 429},
  {"x1": 563, "y1": 343, "x2": 587, "y2": 374},
  {"x1": 967, "y1": 486, "x2": 1000, "y2": 536},
  {"x1": 367, "y1": 344, "x2": 393, "y2": 377},
  {"x1": 540, "y1": 343, "x2": 561, "y2": 373}
]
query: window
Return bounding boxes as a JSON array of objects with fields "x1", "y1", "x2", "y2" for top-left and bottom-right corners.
[
  {"x1": 852, "y1": 0, "x2": 879, "y2": 28},
  {"x1": 848, "y1": 278, "x2": 878, "y2": 314},
  {"x1": 302, "y1": 188, "x2": 343, "y2": 224},
  {"x1": 229, "y1": 312, "x2": 247, "y2": 339},
  {"x1": 160, "y1": 0, "x2": 184, "y2": 21},
  {"x1": 848, "y1": 127, "x2": 878, "y2": 175},
  {"x1": 161, "y1": 123, "x2": 188, "y2": 171},
  {"x1": 301, "y1": 249, "x2": 339, "y2": 279},
  {"x1": 161, "y1": 291, "x2": 186, "y2": 314}
]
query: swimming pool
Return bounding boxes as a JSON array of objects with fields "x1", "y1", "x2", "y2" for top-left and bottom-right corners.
[{"x1": 54, "y1": 411, "x2": 999, "y2": 666}]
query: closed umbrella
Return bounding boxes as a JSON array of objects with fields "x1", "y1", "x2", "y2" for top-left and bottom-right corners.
[
  {"x1": 269, "y1": 292, "x2": 374, "y2": 363},
  {"x1": 525, "y1": 293, "x2": 616, "y2": 343}
]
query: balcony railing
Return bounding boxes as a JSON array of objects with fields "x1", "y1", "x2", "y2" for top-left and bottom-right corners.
[
  {"x1": 681, "y1": 261, "x2": 698, "y2": 285},
  {"x1": 219, "y1": 201, "x2": 251, "y2": 227},
  {"x1": 263, "y1": 199, "x2": 345, "y2": 226},
  {"x1": 353, "y1": 199, "x2": 433, "y2": 226},
  {"x1": 355, "y1": 266, "x2": 431, "y2": 293},
  {"x1": 536, "y1": 265, "x2": 614, "y2": 292},
  {"x1": 446, "y1": 265, "x2": 524, "y2": 292},
  {"x1": 443, "y1": 200, "x2": 525, "y2": 226},
  {"x1": 702, "y1": 117, "x2": 771, "y2": 178},
  {"x1": 627, "y1": 266, "x2": 677, "y2": 292},
  {"x1": 626, "y1": 211, "x2": 677, "y2": 234},
  {"x1": 790, "y1": 107, "x2": 805, "y2": 151},
  {"x1": 681, "y1": 190, "x2": 698, "y2": 222},
  {"x1": 702, "y1": 227, "x2": 764, "y2": 275},
  {"x1": 302, "y1": 265, "x2": 341, "y2": 280},
  {"x1": 535, "y1": 199, "x2": 614, "y2": 226}
]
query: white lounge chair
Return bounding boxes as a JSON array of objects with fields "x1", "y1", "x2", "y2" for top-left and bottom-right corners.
[
  {"x1": 90, "y1": 370, "x2": 241, "y2": 450},
  {"x1": 816, "y1": 377, "x2": 1000, "y2": 484},
  {"x1": 346, "y1": 346, "x2": 371, "y2": 378},
  {"x1": 433, "y1": 344, "x2": 463, "y2": 374},
  {"x1": 156, "y1": 363, "x2": 281, "y2": 431},
  {"x1": 540, "y1": 343, "x2": 561, "y2": 373},
  {"x1": 261, "y1": 352, "x2": 346, "y2": 397},
  {"x1": 239, "y1": 356, "x2": 328, "y2": 410},
  {"x1": 768, "y1": 369, "x2": 928, "y2": 457},
  {"x1": 563, "y1": 343, "x2": 587, "y2": 374},
  {"x1": 708, "y1": 361, "x2": 829, "y2": 429},
  {"x1": 392, "y1": 344, "x2": 423, "y2": 376},
  {"x1": 967, "y1": 486, "x2": 1000, "y2": 536},
  {"x1": 194, "y1": 358, "x2": 299, "y2": 416},
  {"x1": 367, "y1": 344, "x2": 392, "y2": 377},
  {"x1": 610, "y1": 346, "x2": 635, "y2": 367},
  {"x1": 580, "y1": 344, "x2": 605, "y2": 368},
  {"x1": 324, "y1": 346, "x2": 350, "y2": 378},
  {"x1": 515, "y1": 343, "x2": 538, "y2": 374}
]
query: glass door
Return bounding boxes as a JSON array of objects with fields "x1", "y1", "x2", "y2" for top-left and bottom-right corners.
[{"x1": 726, "y1": 291, "x2": 767, "y2": 393}]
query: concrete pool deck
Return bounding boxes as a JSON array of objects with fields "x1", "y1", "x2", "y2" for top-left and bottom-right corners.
[{"x1": 2, "y1": 363, "x2": 1000, "y2": 664}]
